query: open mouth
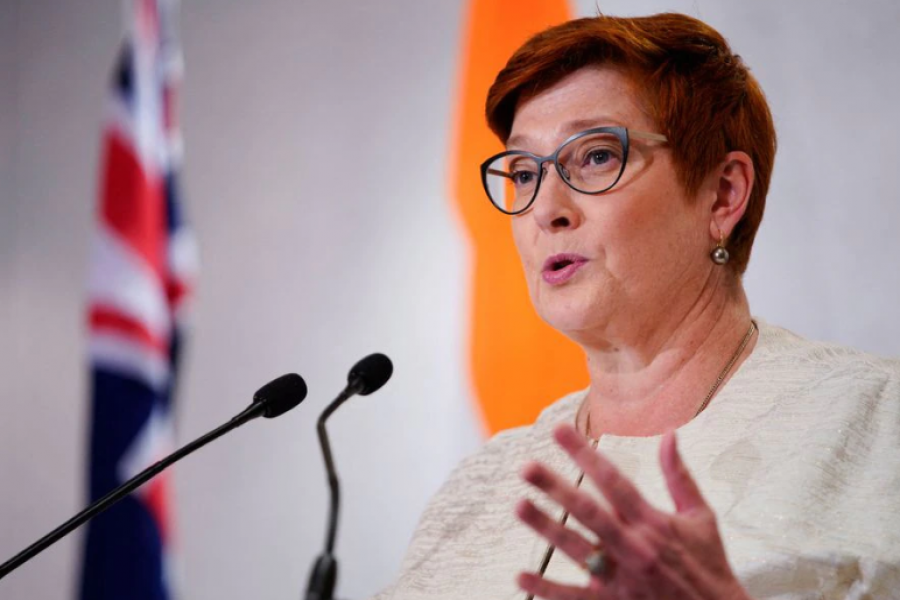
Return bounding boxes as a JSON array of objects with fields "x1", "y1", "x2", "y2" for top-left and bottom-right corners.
[
  {"x1": 550, "y1": 258, "x2": 574, "y2": 271},
  {"x1": 543, "y1": 253, "x2": 587, "y2": 273},
  {"x1": 541, "y1": 254, "x2": 588, "y2": 284}
]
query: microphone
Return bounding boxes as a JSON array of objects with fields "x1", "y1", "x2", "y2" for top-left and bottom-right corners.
[
  {"x1": 0, "y1": 373, "x2": 308, "y2": 580},
  {"x1": 347, "y1": 352, "x2": 393, "y2": 396},
  {"x1": 305, "y1": 353, "x2": 394, "y2": 600}
]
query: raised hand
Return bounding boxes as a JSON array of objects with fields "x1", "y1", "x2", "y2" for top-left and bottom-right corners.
[{"x1": 516, "y1": 424, "x2": 752, "y2": 600}]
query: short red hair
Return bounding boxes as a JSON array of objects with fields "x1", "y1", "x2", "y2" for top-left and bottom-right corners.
[{"x1": 486, "y1": 13, "x2": 776, "y2": 275}]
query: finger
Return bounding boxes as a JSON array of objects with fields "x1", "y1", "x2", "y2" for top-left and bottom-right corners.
[
  {"x1": 521, "y1": 461, "x2": 625, "y2": 549},
  {"x1": 516, "y1": 499, "x2": 596, "y2": 564},
  {"x1": 660, "y1": 431, "x2": 707, "y2": 513},
  {"x1": 554, "y1": 424, "x2": 655, "y2": 523},
  {"x1": 518, "y1": 572, "x2": 610, "y2": 600}
]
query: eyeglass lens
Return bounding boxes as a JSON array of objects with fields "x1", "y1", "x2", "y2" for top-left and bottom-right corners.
[{"x1": 484, "y1": 130, "x2": 626, "y2": 214}]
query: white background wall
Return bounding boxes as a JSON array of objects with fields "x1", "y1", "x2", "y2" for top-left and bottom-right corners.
[{"x1": 1, "y1": 1, "x2": 898, "y2": 599}]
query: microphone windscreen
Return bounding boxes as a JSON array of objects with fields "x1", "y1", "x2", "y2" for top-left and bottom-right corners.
[
  {"x1": 348, "y1": 353, "x2": 393, "y2": 395},
  {"x1": 253, "y1": 373, "x2": 308, "y2": 418}
]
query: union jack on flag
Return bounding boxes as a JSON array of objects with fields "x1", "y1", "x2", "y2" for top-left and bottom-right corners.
[{"x1": 80, "y1": 0, "x2": 197, "y2": 598}]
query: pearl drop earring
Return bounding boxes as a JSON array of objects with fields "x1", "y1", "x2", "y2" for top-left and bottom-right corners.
[{"x1": 710, "y1": 230, "x2": 729, "y2": 265}]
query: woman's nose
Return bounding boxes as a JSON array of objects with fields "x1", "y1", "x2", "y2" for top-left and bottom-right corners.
[{"x1": 530, "y1": 166, "x2": 582, "y2": 231}]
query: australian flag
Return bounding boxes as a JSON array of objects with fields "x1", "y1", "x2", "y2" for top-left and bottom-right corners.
[{"x1": 80, "y1": 0, "x2": 197, "y2": 598}]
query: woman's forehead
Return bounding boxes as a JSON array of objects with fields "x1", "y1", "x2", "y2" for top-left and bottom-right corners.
[{"x1": 507, "y1": 67, "x2": 650, "y2": 150}]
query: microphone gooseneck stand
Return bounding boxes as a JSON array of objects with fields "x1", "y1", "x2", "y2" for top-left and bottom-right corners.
[
  {"x1": 0, "y1": 372, "x2": 308, "y2": 580},
  {"x1": 304, "y1": 384, "x2": 358, "y2": 600},
  {"x1": 304, "y1": 353, "x2": 393, "y2": 600}
]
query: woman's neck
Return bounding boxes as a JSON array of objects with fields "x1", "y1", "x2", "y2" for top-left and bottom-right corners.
[{"x1": 577, "y1": 274, "x2": 755, "y2": 437}]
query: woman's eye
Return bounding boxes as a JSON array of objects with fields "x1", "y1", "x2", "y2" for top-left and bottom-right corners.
[
  {"x1": 585, "y1": 149, "x2": 612, "y2": 166},
  {"x1": 511, "y1": 170, "x2": 537, "y2": 186}
]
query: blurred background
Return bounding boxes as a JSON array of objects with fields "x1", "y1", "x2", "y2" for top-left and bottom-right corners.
[{"x1": 1, "y1": 0, "x2": 898, "y2": 598}]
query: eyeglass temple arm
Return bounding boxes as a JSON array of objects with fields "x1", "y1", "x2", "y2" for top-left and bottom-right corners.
[
  {"x1": 487, "y1": 168, "x2": 515, "y2": 179},
  {"x1": 629, "y1": 130, "x2": 668, "y2": 143}
]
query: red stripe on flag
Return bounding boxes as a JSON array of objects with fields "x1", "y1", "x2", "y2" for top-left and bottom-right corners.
[
  {"x1": 90, "y1": 305, "x2": 169, "y2": 355},
  {"x1": 143, "y1": 472, "x2": 172, "y2": 545},
  {"x1": 166, "y1": 278, "x2": 189, "y2": 310},
  {"x1": 137, "y1": 0, "x2": 160, "y2": 42},
  {"x1": 100, "y1": 131, "x2": 167, "y2": 278}
]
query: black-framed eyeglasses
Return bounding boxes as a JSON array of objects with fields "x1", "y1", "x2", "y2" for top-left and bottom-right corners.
[{"x1": 480, "y1": 126, "x2": 668, "y2": 215}]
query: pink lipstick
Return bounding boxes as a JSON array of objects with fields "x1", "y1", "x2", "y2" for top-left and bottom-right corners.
[{"x1": 541, "y1": 253, "x2": 588, "y2": 285}]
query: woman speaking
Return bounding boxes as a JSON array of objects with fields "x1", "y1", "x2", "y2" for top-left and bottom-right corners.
[{"x1": 375, "y1": 13, "x2": 900, "y2": 600}]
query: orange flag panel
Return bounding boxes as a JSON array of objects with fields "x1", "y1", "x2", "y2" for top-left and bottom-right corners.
[{"x1": 450, "y1": 0, "x2": 589, "y2": 435}]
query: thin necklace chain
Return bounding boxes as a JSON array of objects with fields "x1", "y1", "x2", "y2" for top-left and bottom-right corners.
[
  {"x1": 524, "y1": 320, "x2": 757, "y2": 599},
  {"x1": 692, "y1": 320, "x2": 757, "y2": 419}
]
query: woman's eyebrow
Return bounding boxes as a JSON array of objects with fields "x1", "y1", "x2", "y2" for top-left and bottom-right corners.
[{"x1": 506, "y1": 117, "x2": 621, "y2": 150}]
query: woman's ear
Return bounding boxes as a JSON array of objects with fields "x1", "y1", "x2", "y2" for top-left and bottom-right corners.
[{"x1": 708, "y1": 151, "x2": 754, "y2": 240}]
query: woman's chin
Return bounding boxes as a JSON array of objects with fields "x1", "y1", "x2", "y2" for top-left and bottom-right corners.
[{"x1": 538, "y1": 305, "x2": 609, "y2": 342}]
